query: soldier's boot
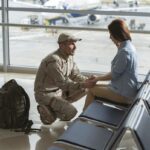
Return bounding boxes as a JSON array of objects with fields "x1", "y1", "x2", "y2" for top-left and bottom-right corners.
[
  {"x1": 50, "y1": 97, "x2": 77, "y2": 121},
  {"x1": 37, "y1": 105, "x2": 56, "y2": 125}
]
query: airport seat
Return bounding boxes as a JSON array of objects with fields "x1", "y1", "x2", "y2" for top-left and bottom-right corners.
[
  {"x1": 56, "y1": 119, "x2": 114, "y2": 150},
  {"x1": 145, "y1": 92, "x2": 150, "y2": 110},
  {"x1": 138, "y1": 70, "x2": 150, "y2": 96},
  {"x1": 142, "y1": 82, "x2": 150, "y2": 113},
  {"x1": 129, "y1": 105, "x2": 150, "y2": 150},
  {"x1": 138, "y1": 70, "x2": 150, "y2": 112},
  {"x1": 95, "y1": 96, "x2": 130, "y2": 109},
  {"x1": 79, "y1": 89, "x2": 143, "y2": 129},
  {"x1": 48, "y1": 146, "x2": 64, "y2": 150},
  {"x1": 146, "y1": 70, "x2": 150, "y2": 80},
  {"x1": 79, "y1": 100, "x2": 127, "y2": 129}
]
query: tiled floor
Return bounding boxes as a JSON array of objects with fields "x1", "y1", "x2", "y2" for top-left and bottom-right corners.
[{"x1": 0, "y1": 72, "x2": 138, "y2": 150}]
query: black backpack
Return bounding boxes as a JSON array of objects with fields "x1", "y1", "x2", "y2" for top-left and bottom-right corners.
[{"x1": 0, "y1": 79, "x2": 33, "y2": 133}]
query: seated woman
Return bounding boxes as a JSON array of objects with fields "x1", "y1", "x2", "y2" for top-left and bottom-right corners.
[{"x1": 83, "y1": 19, "x2": 138, "y2": 110}]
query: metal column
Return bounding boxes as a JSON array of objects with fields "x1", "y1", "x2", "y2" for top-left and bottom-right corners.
[{"x1": 2, "y1": 0, "x2": 9, "y2": 72}]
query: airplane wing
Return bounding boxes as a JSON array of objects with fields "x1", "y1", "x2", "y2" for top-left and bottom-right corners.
[
  {"x1": 11, "y1": 0, "x2": 67, "y2": 26},
  {"x1": 10, "y1": 0, "x2": 44, "y2": 8}
]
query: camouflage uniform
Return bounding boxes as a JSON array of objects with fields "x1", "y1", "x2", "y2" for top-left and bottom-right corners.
[{"x1": 34, "y1": 48, "x2": 88, "y2": 123}]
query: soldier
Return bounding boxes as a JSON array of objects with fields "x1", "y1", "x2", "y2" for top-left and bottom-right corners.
[{"x1": 34, "y1": 32, "x2": 95, "y2": 125}]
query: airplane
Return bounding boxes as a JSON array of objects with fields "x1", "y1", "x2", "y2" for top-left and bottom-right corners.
[
  {"x1": 113, "y1": 0, "x2": 139, "y2": 7},
  {"x1": 85, "y1": 2, "x2": 149, "y2": 27},
  {"x1": 43, "y1": 0, "x2": 102, "y2": 23},
  {"x1": 11, "y1": 0, "x2": 102, "y2": 26},
  {"x1": 10, "y1": 0, "x2": 68, "y2": 26},
  {"x1": 44, "y1": 0, "x2": 102, "y2": 11},
  {"x1": 89, "y1": 4, "x2": 149, "y2": 31},
  {"x1": 11, "y1": 0, "x2": 146, "y2": 30}
]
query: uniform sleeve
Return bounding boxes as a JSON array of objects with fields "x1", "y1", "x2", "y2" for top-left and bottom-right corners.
[
  {"x1": 46, "y1": 57, "x2": 83, "y2": 91},
  {"x1": 111, "y1": 51, "x2": 128, "y2": 80},
  {"x1": 69, "y1": 62, "x2": 88, "y2": 82}
]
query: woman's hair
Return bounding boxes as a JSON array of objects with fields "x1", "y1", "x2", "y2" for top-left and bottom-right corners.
[{"x1": 108, "y1": 19, "x2": 131, "y2": 42}]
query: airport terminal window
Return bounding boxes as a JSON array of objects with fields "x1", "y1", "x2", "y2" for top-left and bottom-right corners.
[
  {"x1": 132, "y1": 33, "x2": 150, "y2": 74},
  {"x1": 0, "y1": 9, "x2": 1, "y2": 50},
  {"x1": 0, "y1": 12, "x2": 1, "y2": 23},
  {"x1": 9, "y1": 11, "x2": 43, "y2": 25},
  {"x1": 8, "y1": 0, "x2": 150, "y2": 31},
  {"x1": 9, "y1": 27, "x2": 150, "y2": 74},
  {"x1": 1, "y1": 0, "x2": 150, "y2": 74},
  {"x1": 0, "y1": 27, "x2": 3, "y2": 65},
  {"x1": 8, "y1": 0, "x2": 102, "y2": 10},
  {"x1": 0, "y1": 1, "x2": 1, "y2": 23},
  {"x1": 8, "y1": 0, "x2": 41, "y2": 7},
  {"x1": 0, "y1": 2, "x2": 2, "y2": 65},
  {"x1": 9, "y1": 27, "x2": 57, "y2": 67},
  {"x1": 9, "y1": 28, "x2": 112, "y2": 71},
  {"x1": 8, "y1": 11, "x2": 150, "y2": 32}
]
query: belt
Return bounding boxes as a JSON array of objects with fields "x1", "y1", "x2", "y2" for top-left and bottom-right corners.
[
  {"x1": 37, "y1": 88, "x2": 59, "y2": 94},
  {"x1": 48, "y1": 88, "x2": 59, "y2": 93}
]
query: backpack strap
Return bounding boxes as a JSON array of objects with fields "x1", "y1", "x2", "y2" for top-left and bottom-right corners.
[{"x1": 18, "y1": 85, "x2": 30, "y2": 120}]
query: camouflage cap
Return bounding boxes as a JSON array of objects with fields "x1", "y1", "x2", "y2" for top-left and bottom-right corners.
[{"x1": 58, "y1": 33, "x2": 82, "y2": 43}]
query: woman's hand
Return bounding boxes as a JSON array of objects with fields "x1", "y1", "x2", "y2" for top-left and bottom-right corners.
[{"x1": 84, "y1": 75, "x2": 97, "y2": 88}]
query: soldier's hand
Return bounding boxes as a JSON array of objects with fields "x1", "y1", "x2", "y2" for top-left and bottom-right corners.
[
  {"x1": 83, "y1": 80, "x2": 96, "y2": 88},
  {"x1": 86, "y1": 75, "x2": 97, "y2": 83},
  {"x1": 86, "y1": 75, "x2": 97, "y2": 81}
]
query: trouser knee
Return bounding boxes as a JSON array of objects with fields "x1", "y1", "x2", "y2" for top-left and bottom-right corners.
[
  {"x1": 50, "y1": 97, "x2": 77, "y2": 121},
  {"x1": 62, "y1": 104, "x2": 77, "y2": 121}
]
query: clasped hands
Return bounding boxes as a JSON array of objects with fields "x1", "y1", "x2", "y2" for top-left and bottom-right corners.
[{"x1": 84, "y1": 75, "x2": 98, "y2": 89}]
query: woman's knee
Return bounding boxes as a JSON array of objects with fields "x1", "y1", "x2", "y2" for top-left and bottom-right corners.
[{"x1": 89, "y1": 86, "x2": 103, "y2": 96}]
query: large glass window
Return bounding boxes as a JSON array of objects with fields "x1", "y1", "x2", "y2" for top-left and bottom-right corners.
[
  {"x1": 1, "y1": 0, "x2": 150, "y2": 74},
  {"x1": 9, "y1": 27, "x2": 150, "y2": 74},
  {"x1": 132, "y1": 33, "x2": 150, "y2": 74},
  {"x1": 9, "y1": 27, "x2": 58, "y2": 67},
  {"x1": 9, "y1": 28, "x2": 113, "y2": 71},
  {"x1": 0, "y1": 27, "x2": 2, "y2": 65},
  {"x1": 0, "y1": 0, "x2": 2, "y2": 64}
]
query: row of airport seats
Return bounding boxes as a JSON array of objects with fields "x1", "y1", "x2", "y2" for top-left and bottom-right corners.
[{"x1": 48, "y1": 70, "x2": 150, "y2": 150}]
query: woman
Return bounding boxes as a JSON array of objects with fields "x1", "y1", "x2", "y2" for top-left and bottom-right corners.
[{"x1": 83, "y1": 19, "x2": 138, "y2": 110}]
